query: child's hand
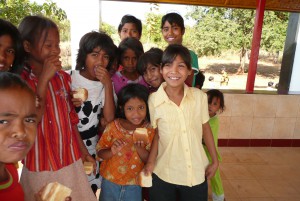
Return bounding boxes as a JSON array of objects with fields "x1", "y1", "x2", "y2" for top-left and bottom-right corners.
[
  {"x1": 70, "y1": 91, "x2": 83, "y2": 107},
  {"x1": 94, "y1": 66, "x2": 111, "y2": 87},
  {"x1": 205, "y1": 161, "x2": 219, "y2": 179},
  {"x1": 134, "y1": 140, "x2": 146, "y2": 148},
  {"x1": 143, "y1": 162, "x2": 155, "y2": 176},
  {"x1": 111, "y1": 139, "x2": 126, "y2": 155},
  {"x1": 83, "y1": 154, "x2": 97, "y2": 175},
  {"x1": 41, "y1": 55, "x2": 62, "y2": 81}
]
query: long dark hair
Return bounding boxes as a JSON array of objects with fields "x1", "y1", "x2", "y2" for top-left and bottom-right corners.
[
  {"x1": 0, "y1": 19, "x2": 24, "y2": 74},
  {"x1": 76, "y1": 31, "x2": 117, "y2": 71},
  {"x1": 18, "y1": 15, "x2": 58, "y2": 59}
]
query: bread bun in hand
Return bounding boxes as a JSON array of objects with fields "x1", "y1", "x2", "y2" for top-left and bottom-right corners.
[
  {"x1": 73, "y1": 87, "x2": 88, "y2": 102},
  {"x1": 133, "y1": 128, "x2": 149, "y2": 144},
  {"x1": 41, "y1": 182, "x2": 72, "y2": 201},
  {"x1": 84, "y1": 161, "x2": 93, "y2": 175},
  {"x1": 137, "y1": 171, "x2": 152, "y2": 187}
]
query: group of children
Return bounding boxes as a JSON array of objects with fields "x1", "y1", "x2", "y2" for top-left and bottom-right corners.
[{"x1": 0, "y1": 12, "x2": 226, "y2": 201}]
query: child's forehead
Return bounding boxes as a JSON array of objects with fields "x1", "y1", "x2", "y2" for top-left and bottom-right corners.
[
  {"x1": 163, "y1": 21, "x2": 180, "y2": 27},
  {"x1": 122, "y1": 22, "x2": 137, "y2": 29}
]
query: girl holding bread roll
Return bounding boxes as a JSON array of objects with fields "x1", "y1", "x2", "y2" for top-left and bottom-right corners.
[
  {"x1": 69, "y1": 31, "x2": 117, "y2": 194},
  {"x1": 18, "y1": 16, "x2": 96, "y2": 201},
  {"x1": 96, "y1": 84, "x2": 155, "y2": 201}
]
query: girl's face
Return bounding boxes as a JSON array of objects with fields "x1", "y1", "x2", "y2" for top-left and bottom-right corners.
[
  {"x1": 144, "y1": 64, "x2": 164, "y2": 88},
  {"x1": 161, "y1": 55, "x2": 191, "y2": 89},
  {"x1": 208, "y1": 97, "x2": 221, "y2": 117},
  {"x1": 84, "y1": 47, "x2": 109, "y2": 80},
  {"x1": 0, "y1": 35, "x2": 15, "y2": 72},
  {"x1": 124, "y1": 97, "x2": 147, "y2": 127},
  {"x1": 162, "y1": 21, "x2": 184, "y2": 45},
  {"x1": 0, "y1": 88, "x2": 37, "y2": 164},
  {"x1": 119, "y1": 23, "x2": 140, "y2": 41},
  {"x1": 25, "y1": 28, "x2": 60, "y2": 67},
  {"x1": 121, "y1": 48, "x2": 137, "y2": 74}
]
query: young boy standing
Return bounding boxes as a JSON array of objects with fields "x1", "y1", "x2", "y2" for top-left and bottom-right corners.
[{"x1": 161, "y1": 12, "x2": 200, "y2": 87}]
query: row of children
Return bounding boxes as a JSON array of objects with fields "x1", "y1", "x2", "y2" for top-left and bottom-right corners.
[{"x1": 0, "y1": 11, "x2": 225, "y2": 201}]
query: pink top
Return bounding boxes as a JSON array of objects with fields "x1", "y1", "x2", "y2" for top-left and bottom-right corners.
[{"x1": 111, "y1": 71, "x2": 148, "y2": 94}]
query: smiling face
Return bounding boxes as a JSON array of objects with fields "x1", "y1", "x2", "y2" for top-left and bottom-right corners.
[
  {"x1": 0, "y1": 87, "x2": 37, "y2": 164},
  {"x1": 119, "y1": 23, "x2": 141, "y2": 41},
  {"x1": 0, "y1": 35, "x2": 15, "y2": 72},
  {"x1": 162, "y1": 21, "x2": 184, "y2": 45},
  {"x1": 161, "y1": 55, "x2": 191, "y2": 89},
  {"x1": 25, "y1": 28, "x2": 60, "y2": 69},
  {"x1": 143, "y1": 64, "x2": 164, "y2": 88},
  {"x1": 82, "y1": 47, "x2": 109, "y2": 80},
  {"x1": 124, "y1": 97, "x2": 147, "y2": 127}
]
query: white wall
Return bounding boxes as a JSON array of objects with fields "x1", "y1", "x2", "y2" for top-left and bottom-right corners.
[
  {"x1": 289, "y1": 14, "x2": 300, "y2": 94},
  {"x1": 63, "y1": 0, "x2": 100, "y2": 68}
]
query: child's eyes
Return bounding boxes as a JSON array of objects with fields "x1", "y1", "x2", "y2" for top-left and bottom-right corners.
[
  {"x1": 0, "y1": 120, "x2": 8, "y2": 124},
  {"x1": 25, "y1": 118, "x2": 36, "y2": 123},
  {"x1": 164, "y1": 63, "x2": 171, "y2": 67},
  {"x1": 162, "y1": 28, "x2": 169, "y2": 32},
  {"x1": 91, "y1": 53, "x2": 99, "y2": 57},
  {"x1": 103, "y1": 55, "x2": 110, "y2": 60},
  {"x1": 6, "y1": 49, "x2": 15, "y2": 55},
  {"x1": 138, "y1": 106, "x2": 145, "y2": 110},
  {"x1": 126, "y1": 107, "x2": 133, "y2": 111}
]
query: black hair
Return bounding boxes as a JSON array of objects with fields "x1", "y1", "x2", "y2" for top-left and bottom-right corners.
[
  {"x1": 161, "y1": 12, "x2": 185, "y2": 31},
  {"x1": 195, "y1": 71, "x2": 205, "y2": 89},
  {"x1": 76, "y1": 31, "x2": 117, "y2": 71},
  {"x1": 137, "y1": 48, "x2": 163, "y2": 75},
  {"x1": 18, "y1": 15, "x2": 58, "y2": 58},
  {"x1": 116, "y1": 84, "x2": 150, "y2": 121},
  {"x1": 206, "y1": 89, "x2": 225, "y2": 113},
  {"x1": 0, "y1": 19, "x2": 24, "y2": 74},
  {"x1": 118, "y1": 15, "x2": 142, "y2": 36},
  {"x1": 162, "y1": 44, "x2": 191, "y2": 70},
  {"x1": 118, "y1": 37, "x2": 144, "y2": 65},
  {"x1": 0, "y1": 72, "x2": 35, "y2": 97}
]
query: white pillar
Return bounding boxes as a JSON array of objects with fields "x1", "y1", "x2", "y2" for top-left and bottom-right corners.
[
  {"x1": 64, "y1": 0, "x2": 100, "y2": 69},
  {"x1": 289, "y1": 14, "x2": 300, "y2": 94}
]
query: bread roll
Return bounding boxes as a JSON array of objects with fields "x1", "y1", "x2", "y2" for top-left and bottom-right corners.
[
  {"x1": 41, "y1": 182, "x2": 72, "y2": 201},
  {"x1": 137, "y1": 171, "x2": 152, "y2": 187},
  {"x1": 133, "y1": 128, "x2": 149, "y2": 144},
  {"x1": 73, "y1": 87, "x2": 88, "y2": 102},
  {"x1": 83, "y1": 161, "x2": 93, "y2": 175}
]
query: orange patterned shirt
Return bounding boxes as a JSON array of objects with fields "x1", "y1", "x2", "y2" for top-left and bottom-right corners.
[{"x1": 96, "y1": 119, "x2": 155, "y2": 185}]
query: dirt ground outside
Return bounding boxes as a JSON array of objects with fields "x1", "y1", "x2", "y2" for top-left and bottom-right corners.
[{"x1": 199, "y1": 54, "x2": 281, "y2": 92}]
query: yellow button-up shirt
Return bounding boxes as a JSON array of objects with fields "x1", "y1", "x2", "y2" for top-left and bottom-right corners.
[{"x1": 148, "y1": 82, "x2": 209, "y2": 187}]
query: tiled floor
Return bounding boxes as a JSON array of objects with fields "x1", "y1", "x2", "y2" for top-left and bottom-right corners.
[
  {"x1": 208, "y1": 147, "x2": 300, "y2": 201},
  {"x1": 18, "y1": 147, "x2": 300, "y2": 200}
]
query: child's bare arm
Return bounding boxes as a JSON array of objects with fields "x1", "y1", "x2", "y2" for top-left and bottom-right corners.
[
  {"x1": 35, "y1": 55, "x2": 61, "y2": 122},
  {"x1": 144, "y1": 130, "x2": 159, "y2": 175},
  {"x1": 97, "y1": 139, "x2": 126, "y2": 160},
  {"x1": 202, "y1": 122, "x2": 219, "y2": 179},
  {"x1": 95, "y1": 67, "x2": 115, "y2": 123}
]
